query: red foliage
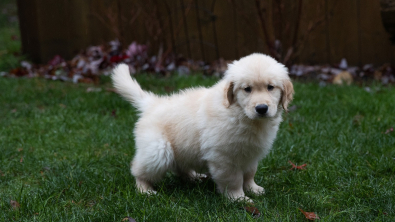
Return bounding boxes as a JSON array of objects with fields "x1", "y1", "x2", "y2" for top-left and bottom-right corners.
[
  {"x1": 289, "y1": 161, "x2": 307, "y2": 170},
  {"x1": 299, "y1": 208, "x2": 320, "y2": 220}
]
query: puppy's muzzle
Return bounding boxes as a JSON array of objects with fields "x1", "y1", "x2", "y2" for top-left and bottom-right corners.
[{"x1": 255, "y1": 104, "x2": 268, "y2": 115}]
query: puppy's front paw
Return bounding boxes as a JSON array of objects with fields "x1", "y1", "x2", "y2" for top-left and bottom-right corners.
[
  {"x1": 238, "y1": 196, "x2": 254, "y2": 203},
  {"x1": 245, "y1": 183, "x2": 265, "y2": 195},
  {"x1": 250, "y1": 185, "x2": 265, "y2": 195}
]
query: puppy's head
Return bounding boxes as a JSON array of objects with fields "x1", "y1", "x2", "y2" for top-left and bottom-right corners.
[{"x1": 223, "y1": 53, "x2": 294, "y2": 119}]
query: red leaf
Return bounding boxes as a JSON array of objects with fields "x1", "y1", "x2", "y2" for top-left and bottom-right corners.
[
  {"x1": 110, "y1": 54, "x2": 129, "y2": 63},
  {"x1": 289, "y1": 161, "x2": 307, "y2": 170},
  {"x1": 9, "y1": 67, "x2": 28, "y2": 77},
  {"x1": 299, "y1": 208, "x2": 320, "y2": 220}
]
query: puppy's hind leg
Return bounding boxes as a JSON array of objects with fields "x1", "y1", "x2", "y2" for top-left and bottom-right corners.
[
  {"x1": 177, "y1": 169, "x2": 208, "y2": 182},
  {"x1": 131, "y1": 137, "x2": 175, "y2": 194}
]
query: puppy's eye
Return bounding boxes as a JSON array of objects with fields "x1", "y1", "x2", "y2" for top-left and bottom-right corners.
[
  {"x1": 267, "y1": 85, "x2": 274, "y2": 91},
  {"x1": 244, "y1": 86, "x2": 252, "y2": 93}
]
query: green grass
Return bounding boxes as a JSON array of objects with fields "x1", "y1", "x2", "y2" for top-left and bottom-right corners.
[
  {"x1": 0, "y1": 0, "x2": 24, "y2": 72},
  {"x1": 0, "y1": 75, "x2": 394, "y2": 221}
]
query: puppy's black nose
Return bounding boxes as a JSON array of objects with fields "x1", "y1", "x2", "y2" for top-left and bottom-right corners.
[{"x1": 255, "y1": 104, "x2": 268, "y2": 115}]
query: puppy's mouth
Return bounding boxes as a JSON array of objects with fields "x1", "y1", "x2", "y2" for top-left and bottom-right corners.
[{"x1": 256, "y1": 113, "x2": 268, "y2": 118}]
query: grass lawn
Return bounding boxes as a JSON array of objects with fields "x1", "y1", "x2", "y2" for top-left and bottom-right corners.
[
  {"x1": 0, "y1": 75, "x2": 394, "y2": 221},
  {"x1": 0, "y1": 0, "x2": 24, "y2": 72}
]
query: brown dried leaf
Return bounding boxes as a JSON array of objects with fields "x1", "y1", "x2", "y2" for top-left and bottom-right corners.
[
  {"x1": 122, "y1": 217, "x2": 137, "y2": 222},
  {"x1": 333, "y1": 71, "x2": 353, "y2": 85},
  {"x1": 17, "y1": 148, "x2": 23, "y2": 152},
  {"x1": 299, "y1": 208, "x2": 320, "y2": 220},
  {"x1": 10, "y1": 200, "x2": 20, "y2": 210},
  {"x1": 243, "y1": 205, "x2": 261, "y2": 217},
  {"x1": 20, "y1": 157, "x2": 23, "y2": 163},
  {"x1": 289, "y1": 161, "x2": 307, "y2": 170},
  {"x1": 352, "y1": 115, "x2": 364, "y2": 126},
  {"x1": 0, "y1": 170, "x2": 4, "y2": 176},
  {"x1": 10, "y1": 67, "x2": 28, "y2": 76},
  {"x1": 106, "y1": 88, "x2": 117, "y2": 93}
]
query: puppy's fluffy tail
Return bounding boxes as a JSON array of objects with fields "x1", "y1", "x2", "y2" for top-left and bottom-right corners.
[{"x1": 112, "y1": 64, "x2": 154, "y2": 111}]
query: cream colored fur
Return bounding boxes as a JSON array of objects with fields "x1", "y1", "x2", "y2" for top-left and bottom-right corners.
[{"x1": 112, "y1": 53, "x2": 294, "y2": 201}]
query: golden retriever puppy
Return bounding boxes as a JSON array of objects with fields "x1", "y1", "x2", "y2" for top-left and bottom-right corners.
[{"x1": 112, "y1": 53, "x2": 294, "y2": 201}]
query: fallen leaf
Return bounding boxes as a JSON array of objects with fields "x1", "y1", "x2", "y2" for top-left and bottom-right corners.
[
  {"x1": 299, "y1": 208, "x2": 320, "y2": 220},
  {"x1": 86, "y1": 87, "x2": 102, "y2": 92},
  {"x1": 48, "y1": 55, "x2": 65, "y2": 66},
  {"x1": 17, "y1": 148, "x2": 23, "y2": 152},
  {"x1": 59, "y1": 104, "x2": 67, "y2": 108},
  {"x1": 0, "y1": 170, "x2": 4, "y2": 176},
  {"x1": 289, "y1": 161, "x2": 307, "y2": 170},
  {"x1": 111, "y1": 109, "x2": 117, "y2": 117},
  {"x1": 10, "y1": 200, "x2": 20, "y2": 210},
  {"x1": 78, "y1": 78, "x2": 94, "y2": 84},
  {"x1": 71, "y1": 200, "x2": 82, "y2": 205},
  {"x1": 352, "y1": 115, "x2": 364, "y2": 126},
  {"x1": 20, "y1": 157, "x2": 23, "y2": 163},
  {"x1": 9, "y1": 67, "x2": 28, "y2": 76},
  {"x1": 122, "y1": 217, "x2": 137, "y2": 222},
  {"x1": 385, "y1": 128, "x2": 393, "y2": 134},
  {"x1": 106, "y1": 88, "x2": 117, "y2": 93},
  {"x1": 333, "y1": 71, "x2": 353, "y2": 85},
  {"x1": 11, "y1": 109, "x2": 17, "y2": 113},
  {"x1": 86, "y1": 200, "x2": 96, "y2": 207},
  {"x1": 244, "y1": 206, "x2": 261, "y2": 217},
  {"x1": 339, "y1": 58, "x2": 348, "y2": 69}
]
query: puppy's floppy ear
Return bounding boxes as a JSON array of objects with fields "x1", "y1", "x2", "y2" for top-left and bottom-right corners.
[
  {"x1": 223, "y1": 81, "x2": 234, "y2": 108},
  {"x1": 281, "y1": 79, "x2": 294, "y2": 112}
]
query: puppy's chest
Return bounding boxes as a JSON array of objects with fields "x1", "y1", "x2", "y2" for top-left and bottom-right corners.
[{"x1": 220, "y1": 123, "x2": 275, "y2": 155}]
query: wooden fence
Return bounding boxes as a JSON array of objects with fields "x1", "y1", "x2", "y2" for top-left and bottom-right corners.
[{"x1": 17, "y1": 0, "x2": 395, "y2": 66}]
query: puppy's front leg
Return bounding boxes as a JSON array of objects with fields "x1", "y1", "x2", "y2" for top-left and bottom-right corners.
[
  {"x1": 243, "y1": 161, "x2": 265, "y2": 195},
  {"x1": 208, "y1": 162, "x2": 250, "y2": 202}
]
